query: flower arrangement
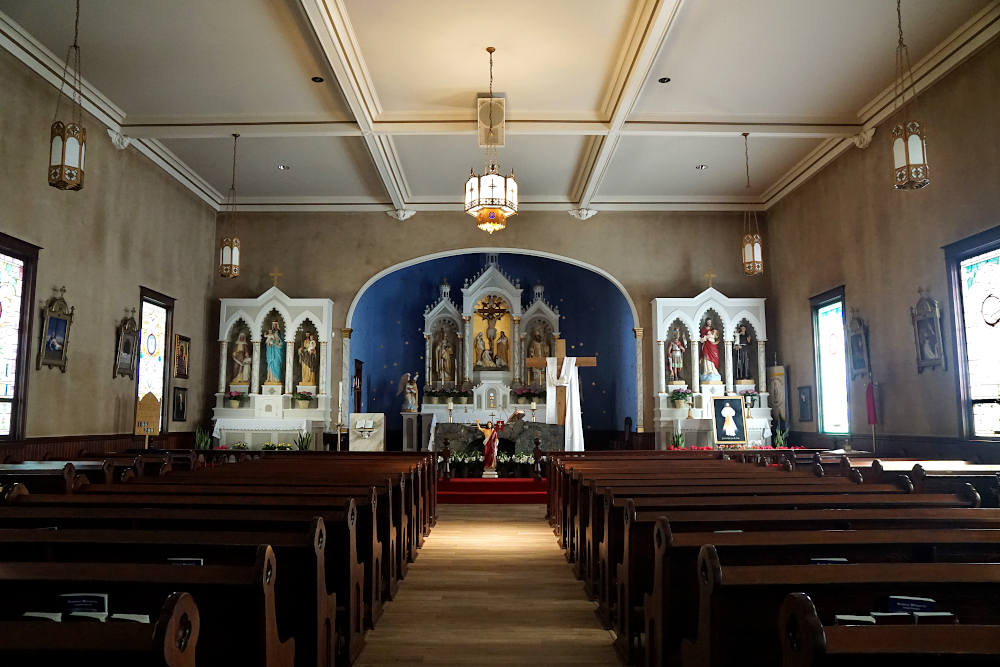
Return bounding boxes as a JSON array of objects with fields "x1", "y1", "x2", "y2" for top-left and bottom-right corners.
[
  {"x1": 668, "y1": 388, "x2": 694, "y2": 402},
  {"x1": 292, "y1": 391, "x2": 313, "y2": 402},
  {"x1": 224, "y1": 391, "x2": 248, "y2": 405},
  {"x1": 739, "y1": 388, "x2": 760, "y2": 408},
  {"x1": 261, "y1": 442, "x2": 295, "y2": 451},
  {"x1": 670, "y1": 431, "x2": 685, "y2": 449},
  {"x1": 230, "y1": 442, "x2": 248, "y2": 450}
]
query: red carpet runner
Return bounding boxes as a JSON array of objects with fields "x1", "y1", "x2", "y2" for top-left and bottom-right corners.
[{"x1": 437, "y1": 478, "x2": 547, "y2": 504}]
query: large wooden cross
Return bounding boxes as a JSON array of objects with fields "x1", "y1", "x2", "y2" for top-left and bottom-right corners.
[{"x1": 524, "y1": 339, "x2": 597, "y2": 425}]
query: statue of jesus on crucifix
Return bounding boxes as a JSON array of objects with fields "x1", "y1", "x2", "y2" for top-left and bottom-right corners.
[
  {"x1": 525, "y1": 339, "x2": 596, "y2": 451},
  {"x1": 474, "y1": 295, "x2": 508, "y2": 367}
]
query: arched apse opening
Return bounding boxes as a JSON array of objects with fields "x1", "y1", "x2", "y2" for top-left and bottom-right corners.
[{"x1": 348, "y1": 250, "x2": 638, "y2": 440}]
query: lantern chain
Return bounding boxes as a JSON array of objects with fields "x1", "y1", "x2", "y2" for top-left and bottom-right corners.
[
  {"x1": 54, "y1": 0, "x2": 83, "y2": 127},
  {"x1": 894, "y1": 0, "x2": 914, "y2": 114}
]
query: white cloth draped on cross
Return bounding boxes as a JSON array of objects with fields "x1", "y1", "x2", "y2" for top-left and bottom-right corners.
[{"x1": 545, "y1": 356, "x2": 585, "y2": 451}]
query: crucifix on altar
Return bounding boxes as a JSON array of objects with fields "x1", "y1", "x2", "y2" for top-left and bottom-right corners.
[{"x1": 525, "y1": 339, "x2": 596, "y2": 425}]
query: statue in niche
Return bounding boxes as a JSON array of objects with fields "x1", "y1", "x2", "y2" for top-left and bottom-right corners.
[
  {"x1": 474, "y1": 295, "x2": 508, "y2": 361},
  {"x1": 699, "y1": 317, "x2": 721, "y2": 382},
  {"x1": 264, "y1": 320, "x2": 285, "y2": 384},
  {"x1": 230, "y1": 332, "x2": 251, "y2": 384},
  {"x1": 474, "y1": 332, "x2": 496, "y2": 368},
  {"x1": 666, "y1": 328, "x2": 687, "y2": 382},
  {"x1": 527, "y1": 328, "x2": 551, "y2": 385},
  {"x1": 298, "y1": 332, "x2": 318, "y2": 385},
  {"x1": 397, "y1": 372, "x2": 420, "y2": 412},
  {"x1": 734, "y1": 325, "x2": 753, "y2": 381},
  {"x1": 495, "y1": 331, "x2": 509, "y2": 369},
  {"x1": 435, "y1": 335, "x2": 454, "y2": 382}
]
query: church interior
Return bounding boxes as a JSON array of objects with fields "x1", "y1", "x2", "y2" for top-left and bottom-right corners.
[{"x1": 1, "y1": 0, "x2": 1000, "y2": 665}]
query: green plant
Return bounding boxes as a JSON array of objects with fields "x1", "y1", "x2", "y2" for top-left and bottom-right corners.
[
  {"x1": 261, "y1": 442, "x2": 294, "y2": 451},
  {"x1": 670, "y1": 431, "x2": 686, "y2": 449},
  {"x1": 292, "y1": 391, "x2": 313, "y2": 402},
  {"x1": 772, "y1": 427, "x2": 790, "y2": 448},
  {"x1": 294, "y1": 432, "x2": 313, "y2": 451},
  {"x1": 194, "y1": 428, "x2": 211, "y2": 450},
  {"x1": 669, "y1": 389, "x2": 693, "y2": 402},
  {"x1": 230, "y1": 442, "x2": 248, "y2": 450}
]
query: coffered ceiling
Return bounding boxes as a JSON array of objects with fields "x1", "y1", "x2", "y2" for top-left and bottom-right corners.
[{"x1": 1, "y1": 0, "x2": 997, "y2": 215}]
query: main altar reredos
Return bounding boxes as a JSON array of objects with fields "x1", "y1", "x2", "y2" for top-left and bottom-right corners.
[
  {"x1": 416, "y1": 254, "x2": 564, "y2": 450},
  {"x1": 212, "y1": 287, "x2": 335, "y2": 448},
  {"x1": 651, "y1": 288, "x2": 772, "y2": 449}
]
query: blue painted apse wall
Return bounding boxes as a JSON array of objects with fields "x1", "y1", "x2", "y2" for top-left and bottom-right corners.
[{"x1": 350, "y1": 253, "x2": 635, "y2": 433}]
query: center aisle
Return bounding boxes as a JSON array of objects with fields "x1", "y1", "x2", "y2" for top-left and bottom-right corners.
[{"x1": 355, "y1": 504, "x2": 621, "y2": 666}]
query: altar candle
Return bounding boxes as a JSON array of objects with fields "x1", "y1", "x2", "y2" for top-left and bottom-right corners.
[
  {"x1": 448, "y1": 399, "x2": 454, "y2": 410},
  {"x1": 531, "y1": 401, "x2": 536, "y2": 410}
]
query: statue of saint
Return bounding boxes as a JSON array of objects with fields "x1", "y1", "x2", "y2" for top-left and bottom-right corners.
[
  {"x1": 495, "y1": 331, "x2": 509, "y2": 368},
  {"x1": 435, "y1": 335, "x2": 453, "y2": 382},
  {"x1": 231, "y1": 332, "x2": 251, "y2": 384},
  {"x1": 527, "y1": 329, "x2": 550, "y2": 385},
  {"x1": 474, "y1": 332, "x2": 495, "y2": 368},
  {"x1": 734, "y1": 325, "x2": 752, "y2": 381},
  {"x1": 298, "y1": 332, "x2": 317, "y2": 385},
  {"x1": 666, "y1": 328, "x2": 687, "y2": 382},
  {"x1": 264, "y1": 320, "x2": 285, "y2": 384},
  {"x1": 699, "y1": 317, "x2": 721, "y2": 381},
  {"x1": 474, "y1": 419, "x2": 499, "y2": 470},
  {"x1": 397, "y1": 372, "x2": 420, "y2": 412}
]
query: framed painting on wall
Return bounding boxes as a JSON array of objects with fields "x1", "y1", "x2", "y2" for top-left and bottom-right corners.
[
  {"x1": 710, "y1": 395, "x2": 747, "y2": 446},
  {"x1": 798, "y1": 386, "x2": 814, "y2": 422},
  {"x1": 174, "y1": 334, "x2": 191, "y2": 379},
  {"x1": 172, "y1": 386, "x2": 188, "y2": 422},
  {"x1": 37, "y1": 287, "x2": 74, "y2": 372},
  {"x1": 114, "y1": 309, "x2": 140, "y2": 379}
]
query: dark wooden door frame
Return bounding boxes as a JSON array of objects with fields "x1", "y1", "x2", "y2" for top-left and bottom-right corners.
[{"x1": 0, "y1": 232, "x2": 40, "y2": 441}]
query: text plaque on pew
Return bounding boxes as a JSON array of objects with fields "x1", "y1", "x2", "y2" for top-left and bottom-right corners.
[{"x1": 135, "y1": 392, "x2": 160, "y2": 448}]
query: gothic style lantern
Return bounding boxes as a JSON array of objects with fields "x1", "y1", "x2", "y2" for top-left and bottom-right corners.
[
  {"x1": 890, "y1": 0, "x2": 929, "y2": 190},
  {"x1": 48, "y1": 0, "x2": 86, "y2": 191},
  {"x1": 741, "y1": 133, "x2": 763, "y2": 276},
  {"x1": 464, "y1": 47, "x2": 517, "y2": 234},
  {"x1": 219, "y1": 134, "x2": 241, "y2": 279}
]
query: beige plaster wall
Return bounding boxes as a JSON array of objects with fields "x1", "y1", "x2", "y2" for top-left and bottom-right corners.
[
  {"x1": 0, "y1": 49, "x2": 217, "y2": 437},
  {"x1": 768, "y1": 38, "x2": 1000, "y2": 439},
  {"x1": 213, "y1": 209, "x2": 771, "y2": 428}
]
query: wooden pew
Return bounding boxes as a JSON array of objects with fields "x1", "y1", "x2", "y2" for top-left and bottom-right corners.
[
  {"x1": 681, "y1": 548, "x2": 1000, "y2": 667},
  {"x1": 0, "y1": 499, "x2": 366, "y2": 665},
  {"x1": 643, "y1": 524, "x2": 1000, "y2": 667},
  {"x1": 0, "y1": 460, "x2": 109, "y2": 492},
  {"x1": 0, "y1": 591, "x2": 199, "y2": 667},
  {"x1": 0, "y1": 544, "x2": 294, "y2": 667},
  {"x1": 778, "y1": 592, "x2": 1000, "y2": 667},
  {"x1": 0, "y1": 520, "x2": 332, "y2": 667}
]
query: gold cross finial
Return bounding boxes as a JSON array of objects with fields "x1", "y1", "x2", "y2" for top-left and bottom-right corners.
[
  {"x1": 269, "y1": 266, "x2": 282, "y2": 287},
  {"x1": 703, "y1": 267, "x2": 716, "y2": 288}
]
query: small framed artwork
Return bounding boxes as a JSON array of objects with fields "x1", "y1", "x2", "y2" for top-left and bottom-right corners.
[
  {"x1": 910, "y1": 290, "x2": 946, "y2": 373},
  {"x1": 172, "y1": 386, "x2": 188, "y2": 422},
  {"x1": 114, "y1": 308, "x2": 140, "y2": 379},
  {"x1": 174, "y1": 334, "x2": 191, "y2": 379},
  {"x1": 798, "y1": 386, "x2": 814, "y2": 422},
  {"x1": 710, "y1": 395, "x2": 747, "y2": 446},
  {"x1": 37, "y1": 287, "x2": 75, "y2": 372},
  {"x1": 846, "y1": 310, "x2": 870, "y2": 379}
]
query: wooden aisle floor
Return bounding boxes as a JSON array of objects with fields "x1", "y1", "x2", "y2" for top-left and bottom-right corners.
[{"x1": 355, "y1": 503, "x2": 621, "y2": 666}]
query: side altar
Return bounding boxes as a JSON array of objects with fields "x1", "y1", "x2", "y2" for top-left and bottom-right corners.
[
  {"x1": 651, "y1": 287, "x2": 772, "y2": 449},
  {"x1": 212, "y1": 287, "x2": 334, "y2": 449}
]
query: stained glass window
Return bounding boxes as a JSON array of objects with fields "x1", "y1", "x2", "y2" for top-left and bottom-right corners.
[
  {"x1": 0, "y1": 253, "x2": 24, "y2": 437},
  {"x1": 960, "y1": 247, "x2": 1000, "y2": 437},
  {"x1": 137, "y1": 300, "x2": 167, "y2": 428},
  {"x1": 814, "y1": 297, "x2": 850, "y2": 434}
]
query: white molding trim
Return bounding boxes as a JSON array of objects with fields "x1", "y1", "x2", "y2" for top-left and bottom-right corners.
[
  {"x1": 386, "y1": 209, "x2": 416, "y2": 221},
  {"x1": 107, "y1": 128, "x2": 131, "y2": 150},
  {"x1": 567, "y1": 209, "x2": 599, "y2": 220}
]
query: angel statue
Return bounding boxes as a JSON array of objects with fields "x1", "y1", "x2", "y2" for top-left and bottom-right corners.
[{"x1": 397, "y1": 372, "x2": 420, "y2": 412}]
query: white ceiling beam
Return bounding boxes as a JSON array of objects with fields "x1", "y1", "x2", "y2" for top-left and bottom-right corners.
[
  {"x1": 576, "y1": 0, "x2": 686, "y2": 209},
  {"x1": 122, "y1": 120, "x2": 363, "y2": 139},
  {"x1": 296, "y1": 0, "x2": 405, "y2": 210}
]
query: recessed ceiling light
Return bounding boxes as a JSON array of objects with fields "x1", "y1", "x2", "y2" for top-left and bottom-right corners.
[
  {"x1": 658, "y1": 77, "x2": 671, "y2": 83},
  {"x1": 311, "y1": 76, "x2": 324, "y2": 83},
  {"x1": 695, "y1": 165, "x2": 708, "y2": 170},
  {"x1": 278, "y1": 165, "x2": 290, "y2": 170}
]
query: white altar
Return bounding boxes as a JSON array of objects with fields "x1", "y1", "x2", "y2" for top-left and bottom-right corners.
[
  {"x1": 212, "y1": 287, "x2": 335, "y2": 450},
  {"x1": 651, "y1": 288, "x2": 771, "y2": 449}
]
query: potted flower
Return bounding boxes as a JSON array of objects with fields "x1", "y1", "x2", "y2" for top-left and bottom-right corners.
[
  {"x1": 669, "y1": 388, "x2": 693, "y2": 409},
  {"x1": 739, "y1": 388, "x2": 760, "y2": 408},
  {"x1": 513, "y1": 452, "x2": 533, "y2": 477},
  {"x1": 669, "y1": 432, "x2": 685, "y2": 450},
  {"x1": 425, "y1": 389, "x2": 440, "y2": 405},
  {"x1": 450, "y1": 451, "x2": 468, "y2": 478},
  {"x1": 456, "y1": 388, "x2": 472, "y2": 405},
  {"x1": 224, "y1": 391, "x2": 247, "y2": 409},
  {"x1": 512, "y1": 387, "x2": 533, "y2": 405},
  {"x1": 292, "y1": 391, "x2": 312, "y2": 409},
  {"x1": 468, "y1": 450, "x2": 484, "y2": 478}
]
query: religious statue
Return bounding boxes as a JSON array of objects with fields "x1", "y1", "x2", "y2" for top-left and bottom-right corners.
[
  {"x1": 474, "y1": 419, "x2": 500, "y2": 471},
  {"x1": 474, "y1": 332, "x2": 495, "y2": 368},
  {"x1": 396, "y1": 372, "x2": 420, "y2": 412},
  {"x1": 435, "y1": 336, "x2": 454, "y2": 382},
  {"x1": 264, "y1": 321, "x2": 285, "y2": 384},
  {"x1": 666, "y1": 328, "x2": 687, "y2": 382},
  {"x1": 527, "y1": 329, "x2": 550, "y2": 385},
  {"x1": 733, "y1": 325, "x2": 752, "y2": 381},
  {"x1": 475, "y1": 295, "x2": 508, "y2": 366},
  {"x1": 230, "y1": 332, "x2": 251, "y2": 384},
  {"x1": 495, "y1": 331, "x2": 509, "y2": 369},
  {"x1": 699, "y1": 317, "x2": 721, "y2": 382},
  {"x1": 298, "y1": 332, "x2": 317, "y2": 385}
]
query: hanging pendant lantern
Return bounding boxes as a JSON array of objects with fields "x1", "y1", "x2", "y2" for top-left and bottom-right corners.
[
  {"x1": 741, "y1": 133, "x2": 763, "y2": 276},
  {"x1": 464, "y1": 47, "x2": 517, "y2": 234},
  {"x1": 890, "y1": 0, "x2": 929, "y2": 190},
  {"x1": 48, "y1": 0, "x2": 86, "y2": 191},
  {"x1": 219, "y1": 134, "x2": 241, "y2": 279}
]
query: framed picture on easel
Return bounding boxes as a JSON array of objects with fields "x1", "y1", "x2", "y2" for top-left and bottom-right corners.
[{"x1": 710, "y1": 395, "x2": 747, "y2": 446}]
